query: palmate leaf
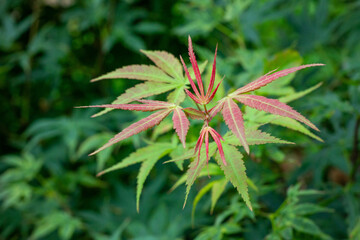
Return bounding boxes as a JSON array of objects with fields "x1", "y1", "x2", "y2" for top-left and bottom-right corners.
[
  {"x1": 235, "y1": 95, "x2": 319, "y2": 131},
  {"x1": 92, "y1": 82, "x2": 179, "y2": 117},
  {"x1": 215, "y1": 143, "x2": 252, "y2": 211},
  {"x1": 230, "y1": 64, "x2": 325, "y2": 95},
  {"x1": 97, "y1": 142, "x2": 173, "y2": 176},
  {"x1": 172, "y1": 107, "x2": 190, "y2": 148},
  {"x1": 90, "y1": 109, "x2": 172, "y2": 156},
  {"x1": 222, "y1": 98, "x2": 249, "y2": 154},
  {"x1": 91, "y1": 50, "x2": 185, "y2": 117},
  {"x1": 91, "y1": 65, "x2": 175, "y2": 83},
  {"x1": 181, "y1": 37, "x2": 222, "y2": 105}
]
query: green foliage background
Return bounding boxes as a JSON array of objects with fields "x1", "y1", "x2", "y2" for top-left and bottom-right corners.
[{"x1": 1, "y1": 0, "x2": 359, "y2": 239}]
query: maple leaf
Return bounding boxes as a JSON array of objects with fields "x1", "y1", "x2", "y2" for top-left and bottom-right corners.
[
  {"x1": 91, "y1": 50, "x2": 187, "y2": 117},
  {"x1": 79, "y1": 35, "x2": 324, "y2": 213},
  {"x1": 181, "y1": 36, "x2": 223, "y2": 105},
  {"x1": 211, "y1": 64, "x2": 325, "y2": 154}
]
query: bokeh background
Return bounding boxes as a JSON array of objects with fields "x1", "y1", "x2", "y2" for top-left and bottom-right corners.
[{"x1": 1, "y1": 0, "x2": 359, "y2": 239}]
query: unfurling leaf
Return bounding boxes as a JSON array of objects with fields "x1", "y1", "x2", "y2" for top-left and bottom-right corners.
[
  {"x1": 90, "y1": 109, "x2": 172, "y2": 156},
  {"x1": 222, "y1": 98, "x2": 249, "y2": 154},
  {"x1": 172, "y1": 107, "x2": 190, "y2": 148},
  {"x1": 235, "y1": 95, "x2": 319, "y2": 131},
  {"x1": 181, "y1": 36, "x2": 222, "y2": 105},
  {"x1": 187, "y1": 36, "x2": 205, "y2": 96}
]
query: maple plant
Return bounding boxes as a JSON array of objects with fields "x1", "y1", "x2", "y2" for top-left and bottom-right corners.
[{"x1": 79, "y1": 36, "x2": 323, "y2": 211}]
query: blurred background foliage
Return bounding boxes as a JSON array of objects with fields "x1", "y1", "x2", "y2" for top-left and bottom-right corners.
[{"x1": 0, "y1": 0, "x2": 359, "y2": 239}]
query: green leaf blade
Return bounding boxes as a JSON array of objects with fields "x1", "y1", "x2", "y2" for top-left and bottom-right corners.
[
  {"x1": 97, "y1": 143, "x2": 172, "y2": 176},
  {"x1": 91, "y1": 65, "x2": 175, "y2": 83},
  {"x1": 141, "y1": 50, "x2": 183, "y2": 80},
  {"x1": 215, "y1": 143, "x2": 252, "y2": 211},
  {"x1": 136, "y1": 157, "x2": 160, "y2": 212}
]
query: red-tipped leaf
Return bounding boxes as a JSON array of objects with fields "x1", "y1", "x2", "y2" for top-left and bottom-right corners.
[
  {"x1": 205, "y1": 130, "x2": 209, "y2": 164},
  {"x1": 184, "y1": 88, "x2": 202, "y2": 104},
  {"x1": 232, "y1": 64, "x2": 325, "y2": 95},
  {"x1": 235, "y1": 95, "x2": 319, "y2": 131},
  {"x1": 206, "y1": 44, "x2": 218, "y2": 99},
  {"x1": 195, "y1": 128, "x2": 207, "y2": 164},
  {"x1": 180, "y1": 55, "x2": 201, "y2": 98},
  {"x1": 188, "y1": 36, "x2": 204, "y2": 97},
  {"x1": 209, "y1": 128, "x2": 226, "y2": 166},
  {"x1": 222, "y1": 98, "x2": 250, "y2": 154},
  {"x1": 207, "y1": 76, "x2": 224, "y2": 103},
  {"x1": 194, "y1": 127, "x2": 206, "y2": 154},
  {"x1": 90, "y1": 109, "x2": 172, "y2": 155},
  {"x1": 172, "y1": 107, "x2": 190, "y2": 148}
]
